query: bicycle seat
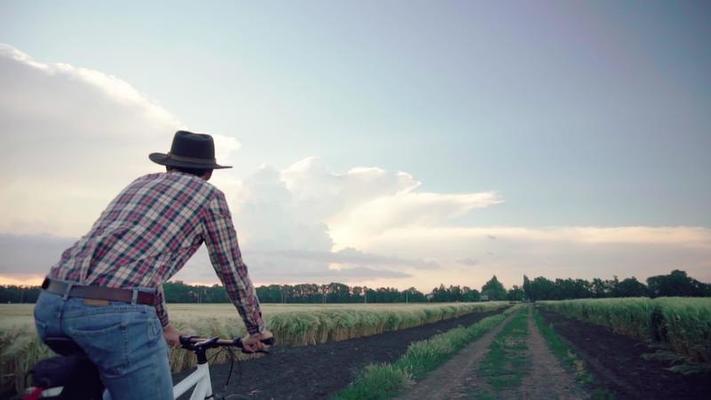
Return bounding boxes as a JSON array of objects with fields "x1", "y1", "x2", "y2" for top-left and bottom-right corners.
[
  {"x1": 30, "y1": 337, "x2": 103, "y2": 399},
  {"x1": 43, "y1": 336, "x2": 85, "y2": 356}
]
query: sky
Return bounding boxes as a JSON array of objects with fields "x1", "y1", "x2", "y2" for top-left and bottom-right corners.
[{"x1": 0, "y1": 1, "x2": 710, "y2": 292}]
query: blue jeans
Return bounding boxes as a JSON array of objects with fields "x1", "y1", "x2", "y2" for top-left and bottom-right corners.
[{"x1": 34, "y1": 291, "x2": 173, "y2": 400}]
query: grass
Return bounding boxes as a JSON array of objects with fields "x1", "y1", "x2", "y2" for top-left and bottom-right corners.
[
  {"x1": 471, "y1": 307, "x2": 530, "y2": 399},
  {"x1": 333, "y1": 305, "x2": 519, "y2": 400},
  {"x1": 0, "y1": 302, "x2": 506, "y2": 394}
]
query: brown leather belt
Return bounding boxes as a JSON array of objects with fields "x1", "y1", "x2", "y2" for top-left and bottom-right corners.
[{"x1": 42, "y1": 278, "x2": 157, "y2": 306}]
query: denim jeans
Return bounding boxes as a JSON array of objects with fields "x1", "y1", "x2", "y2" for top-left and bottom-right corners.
[{"x1": 34, "y1": 291, "x2": 173, "y2": 400}]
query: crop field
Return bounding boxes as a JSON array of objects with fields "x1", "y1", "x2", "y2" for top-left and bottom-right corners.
[
  {"x1": 3, "y1": 298, "x2": 710, "y2": 399},
  {"x1": 538, "y1": 297, "x2": 711, "y2": 364},
  {"x1": 0, "y1": 301, "x2": 505, "y2": 394}
]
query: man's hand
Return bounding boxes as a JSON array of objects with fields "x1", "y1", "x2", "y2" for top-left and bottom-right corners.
[
  {"x1": 163, "y1": 323, "x2": 180, "y2": 347},
  {"x1": 241, "y1": 329, "x2": 273, "y2": 353}
]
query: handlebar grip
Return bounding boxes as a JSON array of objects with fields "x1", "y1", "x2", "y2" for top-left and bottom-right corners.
[{"x1": 233, "y1": 336, "x2": 275, "y2": 347}]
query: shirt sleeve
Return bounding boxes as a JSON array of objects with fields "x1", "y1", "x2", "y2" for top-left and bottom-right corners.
[
  {"x1": 155, "y1": 285, "x2": 170, "y2": 327},
  {"x1": 202, "y1": 191, "x2": 265, "y2": 335}
]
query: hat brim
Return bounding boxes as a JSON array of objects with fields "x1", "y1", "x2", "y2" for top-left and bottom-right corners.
[{"x1": 149, "y1": 153, "x2": 232, "y2": 169}]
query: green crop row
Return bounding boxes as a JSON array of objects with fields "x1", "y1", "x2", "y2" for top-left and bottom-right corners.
[
  {"x1": 334, "y1": 305, "x2": 520, "y2": 400},
  {"x1": 538, "y1": 297, "x2": 711, "y2": 363},
  {"x1": 0, "y1": 302, "x2": 506, "y2": 394},
  {"x1": 266, "y1": 302, "x2": 507, "y2": 347}
]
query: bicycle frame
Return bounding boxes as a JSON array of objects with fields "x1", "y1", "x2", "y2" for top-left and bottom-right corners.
[
  {"x1": 173, "y1": 362, "x2": 213, "y2": 400},
  {"x1": 25, "y1": 336, "x2": 272, "y2": 400}
]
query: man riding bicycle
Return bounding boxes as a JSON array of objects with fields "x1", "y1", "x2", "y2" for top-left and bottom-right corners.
[{"x1": 33, "y1": 131, "x2": 273, "y2": 399}]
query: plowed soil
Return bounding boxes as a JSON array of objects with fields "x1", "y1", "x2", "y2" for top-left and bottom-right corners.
[
  {"x1": 539, "y1": 309, "x2": 711, "y2": 400},
  {"x1": 174, "y1": 308, "x2": 504, "y2": 400}
]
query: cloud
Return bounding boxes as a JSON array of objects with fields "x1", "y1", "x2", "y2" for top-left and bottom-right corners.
[
  {"x1": 0, "y1": 43, "x2": 239, "y2": 237},
  {"x1": 457, "y1": 258, "x2": 480, "y2": 266},
  {"x1": 261, "y1": 247, "x2": 437, "y2": 269},
  {"x1": 0, "y1": 233, "x2": 74, "y2": 274}
]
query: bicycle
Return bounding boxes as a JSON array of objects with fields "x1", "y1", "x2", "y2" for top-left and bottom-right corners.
[{"x1": 23, "y1": 335, "x2": 275, "y2": 400}]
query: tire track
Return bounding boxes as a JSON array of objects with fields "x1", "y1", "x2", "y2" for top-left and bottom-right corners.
[{"x1": 520, "y1": 308, "x2": 587, "y2": 400}]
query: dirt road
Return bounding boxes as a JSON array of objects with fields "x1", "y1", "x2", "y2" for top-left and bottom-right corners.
[{"x1": 397, "y1": 306, "x2": 586, "y2": 400}]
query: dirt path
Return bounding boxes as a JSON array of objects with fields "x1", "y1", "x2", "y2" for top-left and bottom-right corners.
[
  {"x1": 395, "y1": 311, "x2": 515, "y2": 400},
  {"x1": 519, "y1": 309, "x2": 587, "y2": 400},
  {"x1": 397, "y1": 307, "x2": 586, "y2": 400}
]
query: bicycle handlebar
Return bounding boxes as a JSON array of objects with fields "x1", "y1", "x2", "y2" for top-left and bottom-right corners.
[{"x1": 179, "y1": 335, "x2": 275, "y2": 353}]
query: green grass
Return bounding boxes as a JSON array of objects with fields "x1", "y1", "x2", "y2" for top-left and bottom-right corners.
[
  {"x1": 333, "y1": 306, "x2": 519, "y2": 400},
  {"x1": 472, "y1": 307, "x2": 530, "y2": 399}
]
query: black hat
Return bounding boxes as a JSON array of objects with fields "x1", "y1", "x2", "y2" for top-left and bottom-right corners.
[{"x1": 149, "y1": 131, "x2": 232, "y2": 169}]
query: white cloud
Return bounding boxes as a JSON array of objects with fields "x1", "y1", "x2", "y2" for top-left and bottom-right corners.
[
  {"x1": 0, "y1": 43, "x2": 239, "y2": 237},
  {"x1": 329, "y1": 191, "x2": 502, "y2": 248}
]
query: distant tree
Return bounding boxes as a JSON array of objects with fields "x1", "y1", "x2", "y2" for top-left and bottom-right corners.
[
  {"x1": 403, "y1": 287, "x2": 426, "y2": 303},
  {"x1": 256, "y1": 284, "x2": 283, "y2": 303},
  {"x1": 555, "y1": 278, "x2": 593, "y2": 299},
  {"x1": 591, "y1": 278, "x2": 616, "y2": 298},
  {"x1": 647, "y1": 270, "x2": 710, "y2": 297},
  {"x1": 462, "y1": 286, "x2": 481, "y2": 302},
  {"x1": 0, "y1": 285, "x2": 40, "y2": 303},
  {"x1": 613, "y1": 277, "x2": 649, "y2": 297},
  {"x1": 507, "y1": 285, "x2": 524, "y2": 301},
  {"x1": 527, "y1": 276, "x2": 556, "y2": 301},
  {"x1": 431, "y1": 284, "x2": 450, "y2": 302},
  {"x1": 448, "y1": 285, "x2": 464, "y2": 302},
  {"x1": 326, "y1": 282, "x2": 351, "y2": 303},
  {"x1": 481, "y1": 275, "x2": 507, "y2": 301},
  {"x1": 164, "y1": 281, "x2": 193, "y2": 303},
  {"x1": 522, "y1": 275, "x2": 532, "y2": 301}
]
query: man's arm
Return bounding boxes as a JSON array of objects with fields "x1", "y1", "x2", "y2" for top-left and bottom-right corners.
[
  {"x1": 154, "y1": 285, "x2": 180, "y2": 346},
  {"x1": 202, "y1": 191, "x2": 265, "y2": 335}
]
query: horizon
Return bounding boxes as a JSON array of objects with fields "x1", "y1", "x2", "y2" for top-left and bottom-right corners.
[{"x1": 1, "y1": 1, "x2": 710, "y2": 293}]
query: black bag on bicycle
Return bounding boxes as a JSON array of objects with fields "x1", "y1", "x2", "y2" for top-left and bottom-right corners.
[{"x1": 25, "y1": 352, "x2": 103, "y2": 399}]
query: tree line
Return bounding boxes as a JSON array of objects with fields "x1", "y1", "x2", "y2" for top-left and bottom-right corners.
[
  {"x1": 522, "y1": 269, "x2": 711, "y2": 301},
  {"x1": 0, "y1": 269, "x2": 708, "y2": 304}
]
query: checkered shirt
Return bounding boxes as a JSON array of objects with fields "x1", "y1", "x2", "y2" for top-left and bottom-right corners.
[{"x1": 48, "y1": 171, "x2": 265, "y2": 334}]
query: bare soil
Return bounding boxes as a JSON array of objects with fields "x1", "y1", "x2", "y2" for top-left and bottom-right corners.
[
  {"x1": 173, "y1": 308, "x2": 504, "y2": 400},
  {"x1": 520, "y1": 309, "x2": 586, "y2": 400},
  {"x1": 539, "y1": 309, "x2": 711, "y2": 400}
]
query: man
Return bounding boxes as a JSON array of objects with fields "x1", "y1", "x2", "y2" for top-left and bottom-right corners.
[{"x1": 34, "y1": 131, "x2": 272, "y2": 399}]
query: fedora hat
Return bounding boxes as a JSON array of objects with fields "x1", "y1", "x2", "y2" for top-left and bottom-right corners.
[{"x1": 149, "y1": 131, "x2": 232, "y2": 169}]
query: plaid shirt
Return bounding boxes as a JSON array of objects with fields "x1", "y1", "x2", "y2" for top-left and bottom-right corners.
[{"x1": 48, "y1": 172, "x2": 265, "y2": 334}]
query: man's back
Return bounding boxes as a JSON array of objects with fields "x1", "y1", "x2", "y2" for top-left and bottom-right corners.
[{"x1": 49, "y1": 172, "x2": 218, "y2": 290}]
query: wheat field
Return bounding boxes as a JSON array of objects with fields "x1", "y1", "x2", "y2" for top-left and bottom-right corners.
[{"x1": 0, "y1": 302, "x2": 506, "y2": 393}]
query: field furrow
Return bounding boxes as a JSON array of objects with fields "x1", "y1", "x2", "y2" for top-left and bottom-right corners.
[{"x1": 539, "y1": 309, "x2": 711, "y2": 399}]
